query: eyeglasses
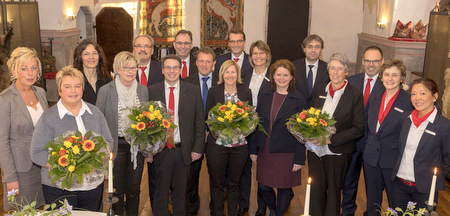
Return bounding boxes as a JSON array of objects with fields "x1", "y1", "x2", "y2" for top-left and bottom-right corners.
[
  {"x1": 163, "y1": 66, "x2": 181, "y2": 71},
  {"x1": 122, "y1": 67, "x2": 138, "y2": 71},
  {"x1": 174, "y1": 41, "x2": 192, "y2": 46},
  {"x1": 363, "y1": 59, "x2": 382, "y2": 64},
  {"x1": 134, "y1": 44, "x2": 152, "y2": 49},
  {"x1": 229, "y1": 40, "x2": 244, "y2": 44}
]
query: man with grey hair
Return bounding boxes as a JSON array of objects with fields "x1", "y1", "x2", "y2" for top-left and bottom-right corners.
[{"x1": 133, "y1": 35, "x2": 163, "y2": 87}]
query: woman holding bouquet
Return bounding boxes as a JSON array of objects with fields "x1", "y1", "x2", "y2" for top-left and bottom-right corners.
[
  {"x1": 96, "y1": 51, "x2": 148, "y2": 215},
  {"x1": 205, "y1": 60, "x2": 252, "y2": 216},
  {"x1": 0, "y1": 47, "x2": 47, "y2": 211},
  {"x1": 30, "y1": 66, "x2": 114, "y2": 211},
  {"x1": 308, "y1": 53, "x2": 365, "y2": 216},
  {"x1": 363, "y1": 60, "x2": 413, "y2": 215},
  {"x1": 392, "y1": 78, "x2": 450, "y2": 211},
  {"x1": 249, "y1": 59, "x2": 307, "y2": 216}
]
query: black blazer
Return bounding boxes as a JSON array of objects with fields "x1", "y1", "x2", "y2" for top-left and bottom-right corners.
[
  {"x1": 148, "y1": 80, "x2": 205, "y2": 165},
  {"x1": 292, "y1": 58, "x2": 329, "y2": 104},
  {"x1": 249, "y1": 89, "x2": 307, "y2": 165},
  {"x1": 392, "y1": 112, "x2": 450, "y2": 193},
  {"x1": 214, "y1": 52, "x2": 252, "y2": 78},
  {"x1": 310, "y1": 83, "x2": 365, "y2": 154},
  {"x1": 241, "y1": 68, "x2": 271, "y2": 102},
  {"x1": 136, "y1": 60, "x2": 164, "y2": 87},
  {"x1": 363, "y1": 89, "x2": 413, "y2": 168},
  {"x1": 347, "y1": 72, "x2": 384, "y2": 112},
  {"x1": 184, "y1": 72, "x2": 220, "y2": 88},
  {"x1": 205, "y1": 84, "x2": 252, "y2": 145}
]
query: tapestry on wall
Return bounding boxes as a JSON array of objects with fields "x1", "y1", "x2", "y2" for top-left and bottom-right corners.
[
  {"x1": 201, "y1": 0, "x2": 244, "y2": 47},
  {"x1": 139, "y1": 0, "x2": 183, "y2": 45}
]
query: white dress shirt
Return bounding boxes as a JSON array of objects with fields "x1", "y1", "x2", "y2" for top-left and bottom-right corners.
[
  {"x1": 231, "y1": 53, "x2": 244, "y2": 69},
  {"x1": 164, "y1": 81, "x2": 181, "y2": 143},
  {"x1": 57, "y1": 99, "x2": 92, "y2": 135},
  {"x1": 139, "y1": 61, "x2": 151, "y2": 81},
  {"x1": 364, "y1": 73, "x2": 379, "y2": 95},
  {"x1": 248, "y1": 68, "x2": 268, "y2": 107},
  {"x1": 198, "y1": 72, "x2": 213, "y2": 96},
  {"x1": 182, "y1": 55, "x2": 191, "y2": 76}
]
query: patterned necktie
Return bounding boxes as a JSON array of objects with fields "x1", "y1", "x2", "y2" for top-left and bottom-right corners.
[
  {"x1": 202, "y1": 77, "x2": 210, "y2": 115},
  {"x1": 140, "y1": 67, "x2": 148, "y2": 86},
  {"x1": 364, "y1": 78, "x2": 373, "y2": 107},
  {"x1": 307, "y1": 65, "x2": 314, "y2": 95},
  {"x1": 182, "y1": 61, "x2": 188, "y2": 78},
  {"x1": 234, "y1": 58, "x2": 239, "y2": 63},
  {"x1": 167, "y1": 87, "x2": 175, "y2": 149}
]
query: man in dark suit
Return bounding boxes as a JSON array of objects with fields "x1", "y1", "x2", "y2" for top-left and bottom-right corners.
[
  {"x1": 292, "y1": 34, "x2": 330, "y2": 104},
  {"x1": 133, "y1": 35, "x2": 163, "y2": 87},
  {"x1": 184, "y1": 47, "x2": 219, "y2": 216},
  {"x1": 341, "y1": 46, "x2": 385, "y2": 216},
  {"x1": 148, "y1": 55, "x2": 205, "y2": 216},
  {"x1": 173, "y1": 29, "x2": 198, "y2": 78},
  {"x1": 214, "y1": 28, "x2": 252, "y2": 77}
]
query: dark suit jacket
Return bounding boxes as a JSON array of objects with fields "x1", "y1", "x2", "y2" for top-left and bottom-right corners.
[
  {"x1": 363, "y1": 89, "x2": 413, "y2": 168},
  {"x1": 249, "y1": 89, "x2": 307, "y2": 165},
  {"x1": 205, "y1": 84, "x2": 252, "y2": 145},
  {"x1": 392, "y1": 112, "x2": 450, "y2": 193},
  {"x1": 136, "y1": 60, "x2": 164, "y2": 87},
  {"x1": 148, "y1": 80, "x2": 205, "y2": 165},
  {"x1": 241, "y1": 68, "x2": 271, "y2": 101},
  {"x1": 310, "y1": 83, "x2": 365, "y2": 154},
  {"x1": 179, "y1": 55, "x2": 198, "y2": 79},
  {"x1": 214, "y1": 52, "x2": 252, "y2": 78},
  {"x1": 184, "y1": 72, "x2": 220, "y2": 88},
  {"x1": 292, "y1": 58, "x2": 329, "y2": 104}
]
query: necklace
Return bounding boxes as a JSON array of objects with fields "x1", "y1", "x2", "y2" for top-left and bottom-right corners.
[{"x1": 18, "y1": 89, "x2": 35, "y2": 105}]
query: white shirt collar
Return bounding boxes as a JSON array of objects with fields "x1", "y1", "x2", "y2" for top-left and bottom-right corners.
[
  {"x1": 364, "y1": 73, "x2": 379, "y2": 81},
  {"x1": 231, "y1": 52, "x2": 244, "y2": 60},
  {"x1": 305, "y1": 59, "x2": 319, "y2": 68},
  {"x1": 409, "y1": 106, "x2": 438, "y2": 124},
  {"x1": 57, "y1": 99, "x2": 92, "y2": 119},
  {"x1": 164, "y1": 80, "x2": 180, "y2": 89}
]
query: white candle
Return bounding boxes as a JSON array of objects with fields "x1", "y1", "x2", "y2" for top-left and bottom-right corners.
[
  {"x1": 304, "y1": 177, "x2": 311, "y2": 216},
  {"x1": 108, "y1": 153, "x2": 113, "y2": 193},
  {"x1": 428, "y1": 167, "x2": 437, "y2": 206}
]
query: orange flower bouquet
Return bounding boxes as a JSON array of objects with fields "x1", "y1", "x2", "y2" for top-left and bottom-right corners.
[
  {"x1": 45, "y1": 131, "x2": 109, "y2": 190},
  {"x1": 125, "y1": 101, "x2": 176, "y2": 155}
]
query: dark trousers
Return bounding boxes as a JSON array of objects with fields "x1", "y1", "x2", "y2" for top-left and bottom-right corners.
[
  {"x1": 308, "y1": 151, "x2": 352, "y2": 216},
  {"x1": 363, "y1": 161, "x2": 394, "y2": 216},
  {"x1": 258, "y1": 183, "x2": 291, "y2": 216},
  {"x1": 186, "y1": 153, "x2": 205, "y2": 214},
  {"x1": 42, "y1": 183, "x2": 103, "y2": 211},
  {"x1": 206, "y1": 144, "x2": 249, "y2": 216},
  {"x1": 113, "y1": 138, "x2": 145, "y2": 216},
  {"x1": 239, "y1": 156, "x2": 267, "y2": 209},
  {"x1": 153, "y1": 147, "x2": 189, "y2": 216},
  {"x1": 341, "y1": 141, "x2": 364, "y2": 214},
  {"x1": 392, "y1": 178, "x2": 438, "y2": 212},
  {"x1": 147, "y1": 161, "x2": 156, "y2": 207}
]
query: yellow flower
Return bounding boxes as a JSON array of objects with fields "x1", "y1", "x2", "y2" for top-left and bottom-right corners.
[
  {"x1": 136, "y1": 122, "x2": 146, "y2": 131},
  {"x1": 64, "y1": 141, "x2": 72, "y2": 148},
  {"x1": 231, "y1": 104, "x2": 237, "y2": 111},
  {"x1": 82, "y1": 140, "x2": 96, "y2": 152},
  {"x1": 131, "y1": 124, "x2": 136, "y2": 129},
  {"x1": 315, "y1": 110, "x2": 321, "y2": 116},
  {"x1": 296, "y1": 118, "x2": 301, "y2": 123},
  {"x1": 162, "y1": 119, "x2": 171, "y2": 128},
  {"x1": 72, "y1": 145, "x2": 80, "y2": 154},
  {"x1": 148, "y1": 113, "x2": 155, "y2": 120},
  {"x1": 226, "y1": 101, "x2": 232, "y2": 108},
  {"x1": 68, "y1": 165, "x2": 75, "y2": 172},
  {"x1": 52, "y1": 152, "x2": 57, "y2": 156},
  {"x1": 308, "y1": 108, "x2": 316, "y2": 114},
  {"x1": 149, "y1": 105, "x2": 154, "y2": 112},
  {"x1": 242, "y1": 113, "x2": 248, "y2": 118},
  {"x1": 217, "y1": 117, "x2": 225, "y2": 122},
  {"x1": 154, "y1": 110, "x2": 162, "y2": 120},
  {"x1": 139, "y1": 114, "x2": 143, "y2": 118}
]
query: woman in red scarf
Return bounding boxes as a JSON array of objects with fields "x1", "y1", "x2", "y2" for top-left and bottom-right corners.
[
  {"x1": 363, "y1": 60, "x2": 413, "y2": 216},
  {"x1": 392, "y1": 77, "x2": 450, "y2": 211}
]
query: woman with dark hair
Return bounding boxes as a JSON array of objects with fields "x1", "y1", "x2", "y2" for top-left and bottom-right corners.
[
  {"x1": 73, "y1": 39, "x2": 112, "y2": 105},
  {"x1": 363, "y1": 60, "x2": 413, "y2": 215},
  {"x1": 249, "y1": 59, "x2": 307, "y2": 216},
  {"x1": 392, "y1": 77, "x2": 450, "y2": 211}
]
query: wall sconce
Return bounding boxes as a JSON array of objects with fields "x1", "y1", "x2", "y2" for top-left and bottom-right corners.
[
  {"x1": 68, "y1": 15, "x2": 76, "y2": 20},
  {"x1": 377, "y1": 17, "x2": 387, "y2": 29}
]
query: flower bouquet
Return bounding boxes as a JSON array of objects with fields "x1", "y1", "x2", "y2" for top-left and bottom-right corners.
[
  {"x1": 125, "y1": 100, "x2": 176, "y2": 155},
  {"x1": 377, "y1": 201, "x2": 427, "y2": 216},
  {"x1": 7, "y1": 189, "x2": 73, "y2": 215},
  {"x1": 206, "y1": 101, "x2": 264, "y2": 147},
  {"x1": 286, "y1": 107, "x2": 337, "y2": 157},
  {"x1": 45, "y1": 131, "x2": 109, "y2": 190}
]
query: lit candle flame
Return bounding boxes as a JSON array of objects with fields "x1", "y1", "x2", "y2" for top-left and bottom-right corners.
[
  {"x1": 308, "y1": 177, "x2": 311, "y2": 184},
  {"x1": 434, "y1": 167, "x2": 437, "y2": 175},
  {"x1": 110, "y1": 152, "x2": 113, "y2": 160}
]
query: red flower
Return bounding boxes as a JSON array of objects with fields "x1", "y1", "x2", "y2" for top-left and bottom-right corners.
[
  {"x1": 319, "y1": 119, "x2": 327, "y2": 126},
  {"x1": 299, "y1": 111, "x2": 307, "y2": 120},
  {"x1": 236, "y1": 108, "x2": 244, "y2": 115},
  {"x1": 65, "y1": 136, "x2": 75, "y2": 143},
  {"x1": 58, "y1": 155, "x2": 69, "y2": 167},
  {"x1": 237, "y1": 101, "x2": 244, "y2": 107},
  {"x1": 244, "y1": 106, "x2": 250, "y2": 111},
  {"x1": 59, "y1": 149, "x2": 66, "y2": 157},
  {"x1": 136, "y1": 122, "x2": 146, "y2": 131},
  {"x1": 219, "y1": 105, "x2": 226, "y2": 112},
  {"x1": 82, "y1": 140, "x2": 95, "y2": 152},
  {"x1": 143, "y1": 111, "x2": 151, "y2": 118},
  {"x1": 162, "y1": 119, "x2": 171, "y2": 128}
]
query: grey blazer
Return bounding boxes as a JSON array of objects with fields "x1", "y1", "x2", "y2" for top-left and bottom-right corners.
[
  {"x1": 96, "y1": 81, "x2": 149, "y2": 157},
  {"x1": 0, "y1": 83, "x2": 48, "y2": 182}
]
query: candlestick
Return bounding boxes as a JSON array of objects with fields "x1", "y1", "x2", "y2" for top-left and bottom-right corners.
[
  {"x1": 428, "y1": 167, "x2": 437, "y2": 206},
  {"x1": 303, "y1": 177, "x2": 311, "y2": 216},
  {"x1": 108, "y1": 153, "x2": 113, "y2": 193}
]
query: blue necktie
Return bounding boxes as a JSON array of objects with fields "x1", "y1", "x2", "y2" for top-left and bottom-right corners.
[
  {"x1": 307, "y1": 65, "x2": 314, "y2": 95},
  {"x1": 202, "y1": 77, "x2": 210, "y2": 115}
]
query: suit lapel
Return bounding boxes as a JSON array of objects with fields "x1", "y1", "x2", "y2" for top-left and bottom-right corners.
[
  {"x1": 110, "y1": 83, "x2": 119, "y2": 124},
  {"x1": 378, "y1": 91, "x2": 405, "y2": 132},
  {"x1": 12, "y1": 84, "x2": 33, "y2": 126},
  {"x1": 299, "y1": 59, "x2": 309, "y2": 92},
  {"x1": 178, "y1": 81, "x2": 187, "y2": 113},
  {"x1": 399, "y1": 118, "x2": 412, "y2": 153},
  {"x1": 333, "y1": 87, "x2": 352, "y2": 117},
  {"x1": 368, "y1": 91, "x2": 382, "y2": 134},
  {"x1": 416, "y1": 115, "x2": 439, "y2": 153}
]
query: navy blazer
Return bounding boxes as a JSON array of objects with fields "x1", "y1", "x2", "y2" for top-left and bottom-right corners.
[
  {"x1": 241, "y1": 68, "x2": 271, "y2": 103},
  {"x1": 347, "y1": 73, "x2": 384, "y2": 112},
  {"x1": 148, "y1": 80, "x2": 205, "y2": 165},
  {"x1": 392, "y1": 112, "x2": 450, "y2": 193},
  {"x1": 249, "y1": 89, "x2": 307, "y2": 165},
  {"x1": 363, "y1": 89, "x2": 413, "y2": 168},
  {"x1": 214, "y1": 52, "x2": 252, "y2": 78},
  {"x1": 136, "y1": 60, "x2": 164, "y2": 87},
  {"x1": 310, "y1": 83, "x2": 365, "y2": 154},
  {"x1": 184, "y1": 71, "x2": 220, "y2": 88},
  {"x1": 292, "y1": 58, "x2": 330, "y2": 104}
]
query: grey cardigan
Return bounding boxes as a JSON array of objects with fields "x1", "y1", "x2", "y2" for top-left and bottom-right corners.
[
  {"x1": 30, "y1": 102, "x2": 114, "y2": 188},
  {"x1": 95, "y1": 80, "x2": 149, "y2": 157}
]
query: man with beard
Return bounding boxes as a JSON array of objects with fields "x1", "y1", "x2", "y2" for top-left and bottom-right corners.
[
  {"x1": 133, "y1": 35, "x2": 163, "y2": 87},
  {"x1": 341, "y1": 46, "x2": 385, "y2": 216},
  {"x1": 173, "y1": 30, "x2": 197, "y2": 78}
]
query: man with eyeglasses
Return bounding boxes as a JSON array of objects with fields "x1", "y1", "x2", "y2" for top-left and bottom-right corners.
[
  {"x1": 173, "y1": 29, "x2": 197, "y2": 78},
  {"x1": 341, "y1": 46, "x2": 385, "y2": 216},
  {"x1": 133, "y1": 35, "x2": 163, "y2": 87},
  {"x1": 148, "y1": 55, "x2": 205, "y2": 216},
  {"x1": 214, "y1": 27, "x2": 252, "y2": 77},
  {"x1": 293, "y1": 34, "x2": 330, "y2": 104}
]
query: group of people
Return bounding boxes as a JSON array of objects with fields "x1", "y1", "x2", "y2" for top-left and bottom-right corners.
[{"x1": 0, "y1": 27, "x2": 449, "y2": 216}]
